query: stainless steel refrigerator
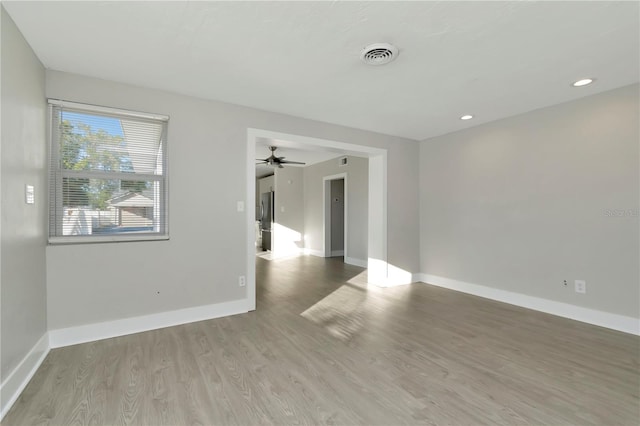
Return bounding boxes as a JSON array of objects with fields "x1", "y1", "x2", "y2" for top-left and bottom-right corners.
[{"x1": 260, "y1": 191, "x2": 274, "y2": 251}]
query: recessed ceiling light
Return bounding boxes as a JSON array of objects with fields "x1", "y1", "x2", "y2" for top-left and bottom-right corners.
[
  {"x1": 572, "y1": 78, "x2": 594, "y2": 87},
  {"x1": 460, "y1": 115, "x2": 473, "y2": 120}
]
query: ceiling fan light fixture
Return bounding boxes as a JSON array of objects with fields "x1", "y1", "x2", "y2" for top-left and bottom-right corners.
[{"x1": 256, "y1": 146, "x2": 306, "y2": 168}]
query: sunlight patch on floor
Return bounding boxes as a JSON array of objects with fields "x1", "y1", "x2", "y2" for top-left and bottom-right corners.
[
  {"x1": 300, "y1": 284, "x2": 367, "y2": 342},
  {"x1": 256, "y1": 251, "x2": 302, "y2": 262},
  {"x1": 366, "y1": 258, "x2": 415, "y2": 287}
]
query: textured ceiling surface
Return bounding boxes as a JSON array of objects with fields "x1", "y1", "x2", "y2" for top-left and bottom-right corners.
[{"x1": 4, "y1": 1, "x2": 639, "y2": 141}]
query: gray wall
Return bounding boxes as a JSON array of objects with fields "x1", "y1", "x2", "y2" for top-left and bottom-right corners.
[
  {"x1": 45, "y1": 71, "x2": 419, "y2": 330},
  {"x1": 273, "y1": 166, "x2": 304, "y2": 254},
  {"x1": 330, "y1": 179, "x2": 345, "y2": 253},
  {"x1": 259, "y1": 175, "x2": 274, "y2": 196},
  {"x1": 420, "y1": 84, "x2": 639, "y2": 318},
  {"x1": 303, "y1": 156, "x2": 368, "y2": 262},
  {"x1": 1, "y1": 8, "x2": 48, "y2": 378},
  {"x1": 274, "y1": 166, "x2": 304, "y2": 234}
]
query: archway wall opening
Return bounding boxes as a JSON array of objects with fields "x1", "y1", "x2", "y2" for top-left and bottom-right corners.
[{"x1": 247, "y1": 128, "x2": 420, "y2": 308}]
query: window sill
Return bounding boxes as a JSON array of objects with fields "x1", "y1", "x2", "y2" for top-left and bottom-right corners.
[{"x1": 48, "y1": 234, "x2": 169, "y2": 245}]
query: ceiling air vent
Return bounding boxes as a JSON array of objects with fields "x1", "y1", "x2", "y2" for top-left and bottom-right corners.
[{"x1": 360, "y1": 43, "x2": 399, "y2": 66}]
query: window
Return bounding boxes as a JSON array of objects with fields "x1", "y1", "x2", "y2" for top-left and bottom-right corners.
[{"x1": 48, "y1": 100, "x2": 169, "y2": 243}]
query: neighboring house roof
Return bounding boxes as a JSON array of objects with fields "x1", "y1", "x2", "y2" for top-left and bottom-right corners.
[{"x1": 107, "y1": 191, "x2": 154, "y2": 207}]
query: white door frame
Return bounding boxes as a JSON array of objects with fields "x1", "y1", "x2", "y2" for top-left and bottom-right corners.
[
  {"x1": 323, "y1": 173, "x2": 347, "y2": 258},
  {"x1": 246, "y1": 128, "x2": 388, "y2": 311}
]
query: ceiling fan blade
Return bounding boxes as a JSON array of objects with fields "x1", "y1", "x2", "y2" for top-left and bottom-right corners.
[
  {"x1": 279, "y1": 160, "x2": 306, "y2": 165},
  {"x1": 256, "y1": 158, "x2": 269, "y2": 162}
]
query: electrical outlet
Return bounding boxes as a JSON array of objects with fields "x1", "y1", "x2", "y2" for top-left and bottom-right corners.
[
  {"x1": 238, "y1": 275, "x2": 246, "y2": 287},
  {"x1": 575, "y1": 280, "x2": 586, "y2": 294}
]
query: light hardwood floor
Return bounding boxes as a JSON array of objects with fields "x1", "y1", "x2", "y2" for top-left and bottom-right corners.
[{"x1": 3, "y1": 256, "x2": 639, "y2": 425}]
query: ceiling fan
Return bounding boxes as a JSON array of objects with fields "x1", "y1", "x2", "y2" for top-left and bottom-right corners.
[{"x1": 256, "y1": 146, "x2": 306, "y2": 168}]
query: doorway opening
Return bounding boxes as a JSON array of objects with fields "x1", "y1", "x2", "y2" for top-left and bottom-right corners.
[
  {"x1": 323, "y1": 174, "x2": 346, "y2": 260},
  {"x1": 246, "y1": 129, "x2": 388, "y2": 311}
]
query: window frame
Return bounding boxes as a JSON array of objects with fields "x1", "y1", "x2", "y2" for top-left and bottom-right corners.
[{"x1": 48, "y1": 99, "x2": 170, "y2": 244}]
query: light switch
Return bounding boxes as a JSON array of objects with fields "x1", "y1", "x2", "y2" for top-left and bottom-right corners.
[
  {"x1": 25, "y1": 185, "x2": 35, "y2": 204},
  {"x1": 280, "y1": 206, "x2": 285, "y2": 213},
  {"x1": 236, "y1": 201, "x2": 244, "y2": 212}
]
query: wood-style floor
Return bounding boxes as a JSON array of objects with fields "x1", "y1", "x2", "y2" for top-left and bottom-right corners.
[{"x1": 3, "y1": 256, "x2": 639, "y2": 425}]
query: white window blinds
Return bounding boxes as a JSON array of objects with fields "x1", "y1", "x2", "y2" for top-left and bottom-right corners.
[{"x1": 49, "y1": 100, "x2": 169, "y2": 243}]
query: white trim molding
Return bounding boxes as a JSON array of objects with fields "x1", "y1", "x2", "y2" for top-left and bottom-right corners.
[
  {"x1": 49, "y1": 298, "x2": 251, "y2": 348},
  {"x1": 417, "y1": 273, "x2": 640, "y2": 336},
  {"x1": 1, "y1": 333, "x2": 50, "y2": 420},
  {"x1": 304, "y1": 252, "x2": 367, "y2": 269},
  {"x1": 345, "y1": 257, "x2": 368, "y2": 268},
  {"x1": 303, "y1": 248, "x2": 325, "y2": 257},
  {"x1": 247, "y1": 128, "x2": 389, "y2": 303},
  {"x1": 48, "y1": 98, "x2": 169, "y2": 121},
  {"x1": 322, "y1": 172, "x2": 348, "y2": 258}
]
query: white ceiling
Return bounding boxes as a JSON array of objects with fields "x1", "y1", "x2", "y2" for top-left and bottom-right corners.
[{"x1": 4, "y1": 1, "x2": 639, "y2": 141}]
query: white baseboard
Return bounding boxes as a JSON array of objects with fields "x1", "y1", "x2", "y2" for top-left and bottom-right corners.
[
  {"x1": 49, "y1": 298, "x2": 251, "y2": 348},
  {"x1": 417, "y1": 273, "x2": 639, "y2": 336},
  {"x1": 1, "y1": 333, "x2": 50, "y2": 420},
  {"x1": 300, "y1": 250, "x2": 367, "y2": 270},
  {"x1": 303, "y1": 248, "x2": 325, "y2": 257},
  {"x1": 344, "y1": 256, "x2": 367, "y2": 268}
]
